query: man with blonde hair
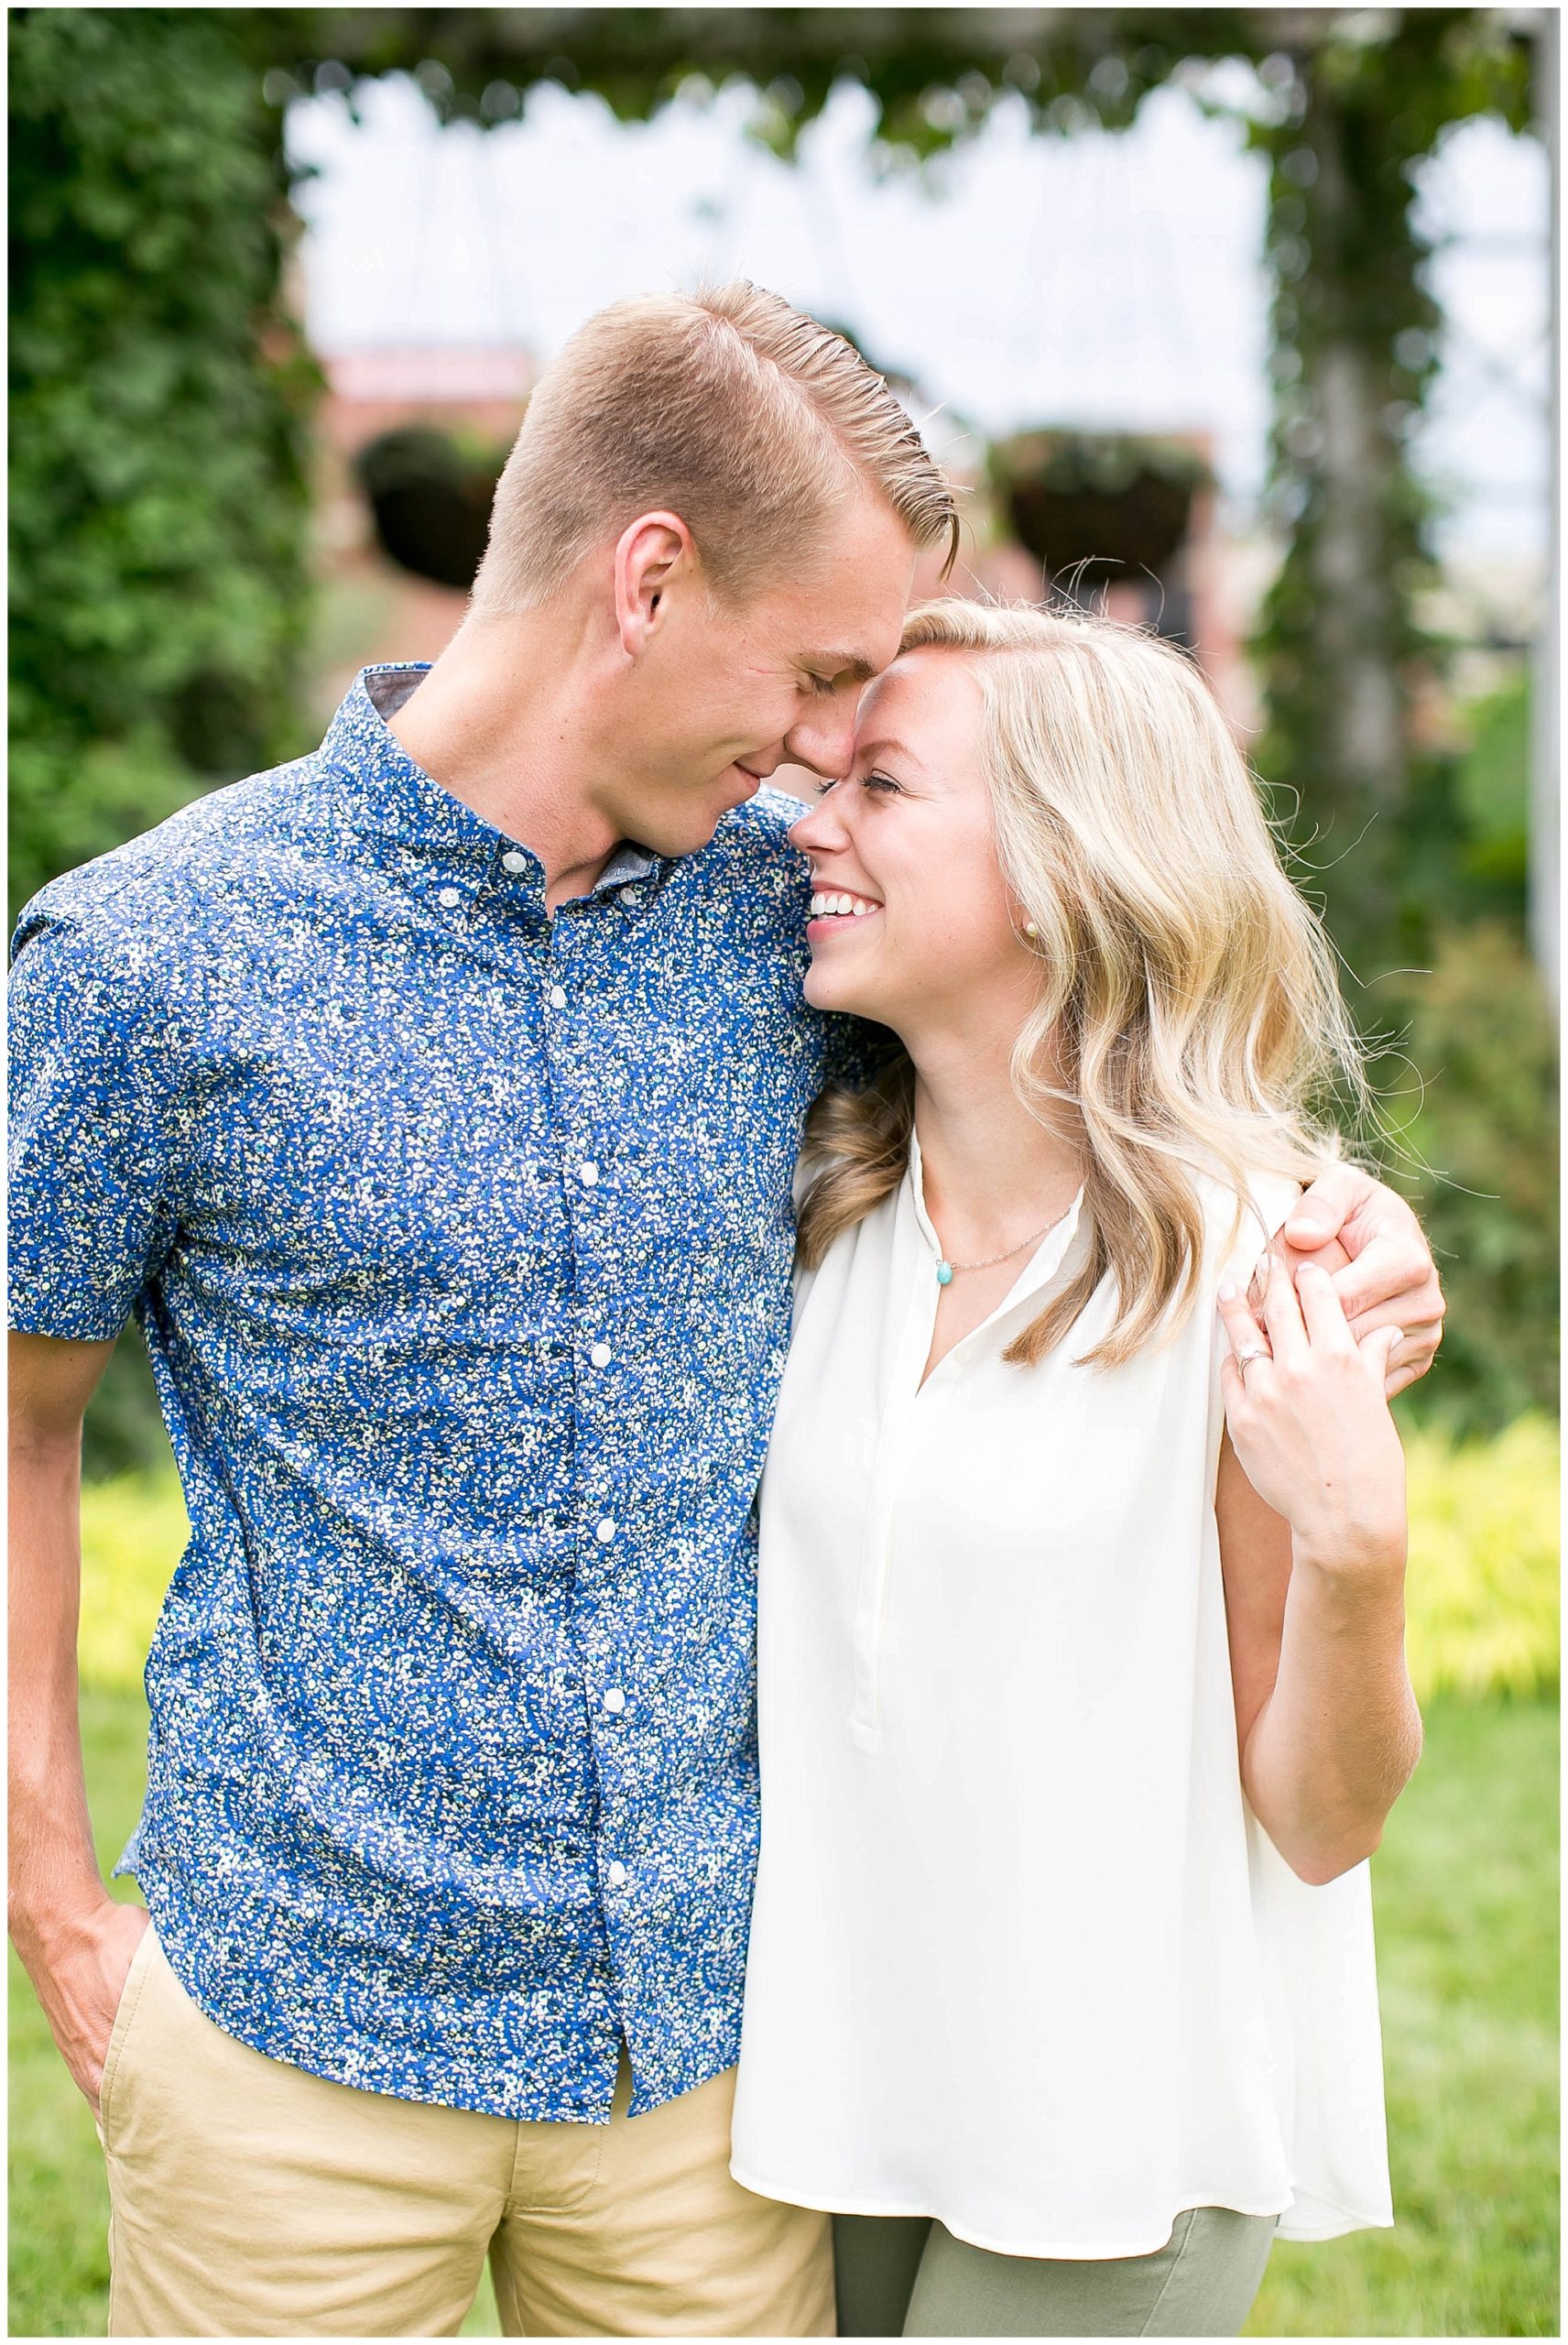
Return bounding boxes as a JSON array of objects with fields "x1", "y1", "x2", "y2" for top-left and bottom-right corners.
[{"x1": 9, "y1": 282, "x2": 1443, "y2": 2338}]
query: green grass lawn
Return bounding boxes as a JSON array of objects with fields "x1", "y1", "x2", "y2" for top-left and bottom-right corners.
[
  {"x1": 9, "y1": 1692, "x2": 1556, "y2": 2338},
  {"x1": 1244, "y1": 1696, "x2": 1558, "y2": 2338}
]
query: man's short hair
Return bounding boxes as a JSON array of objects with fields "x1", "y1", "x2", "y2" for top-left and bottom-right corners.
[{"x1": 471, "y1": 282, "x2": 959, "y2": 612}]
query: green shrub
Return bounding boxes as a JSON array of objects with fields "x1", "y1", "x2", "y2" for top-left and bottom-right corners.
[{"x1": 1402, "y1": 1415, "x2": 1559, "y2": 1701}]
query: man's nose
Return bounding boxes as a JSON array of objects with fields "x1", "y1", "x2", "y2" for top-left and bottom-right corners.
[{"x1": 782, "y1": 700, "x2": 858, "y2": 783}]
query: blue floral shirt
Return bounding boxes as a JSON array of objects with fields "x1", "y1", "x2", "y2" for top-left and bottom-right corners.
[{"x1": 7, "y1": 665, "x2": 859, "y2": 2121}]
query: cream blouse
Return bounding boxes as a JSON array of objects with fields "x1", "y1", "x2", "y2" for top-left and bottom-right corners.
[{"x1": 729, "y1": 1131, "x2": 1393, "y2": 2258}]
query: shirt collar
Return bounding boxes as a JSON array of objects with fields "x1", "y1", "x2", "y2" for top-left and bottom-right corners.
[
  {"x1": 907, "y1": 1126, "x2": 1090, "y2": 1317},
  {"x1": 312, "y1": 663, "x2": 665, "y2": 907}
]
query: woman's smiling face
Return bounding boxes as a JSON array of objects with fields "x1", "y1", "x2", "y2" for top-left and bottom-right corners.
[{"x1": 787, "y1": 647, "x2": 1039, "y2": 1038}]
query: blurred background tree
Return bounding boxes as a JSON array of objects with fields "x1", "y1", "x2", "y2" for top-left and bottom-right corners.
[{"x1": 7, "y1": 4, "x2": 1555, "y2": 1464}]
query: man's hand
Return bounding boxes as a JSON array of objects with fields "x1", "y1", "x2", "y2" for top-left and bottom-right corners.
[
  {"x1": 1244, "y1": 1163, "x2": 1444, "y2": 1399},
  {"x1": 14, "y1": 1896, "x2": 151, "y2": 2114}
]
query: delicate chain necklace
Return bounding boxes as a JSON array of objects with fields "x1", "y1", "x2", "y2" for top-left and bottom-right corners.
[{"x1": 927, "y1": 1203, "x2": 1075, "y2": 1288}]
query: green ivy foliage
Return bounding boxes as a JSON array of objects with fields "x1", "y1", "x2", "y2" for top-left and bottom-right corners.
[{"x1": 8, "y1": 6, "x2": 321, "y2": 932}]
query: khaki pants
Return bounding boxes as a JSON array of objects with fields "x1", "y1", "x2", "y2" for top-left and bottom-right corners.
[{"x1": 97, "y1": 1926, "x2": 833, "y2": 2339}]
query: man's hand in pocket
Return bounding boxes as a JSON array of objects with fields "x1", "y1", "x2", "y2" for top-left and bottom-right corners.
[{"x1": 17, "y1": 1897, "x2": 151, "y2": 2113}]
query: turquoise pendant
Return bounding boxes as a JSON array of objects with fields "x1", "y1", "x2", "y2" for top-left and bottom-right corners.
[{"x1": 936, "y1": 1260, "x2": 954, "y2": 1286}]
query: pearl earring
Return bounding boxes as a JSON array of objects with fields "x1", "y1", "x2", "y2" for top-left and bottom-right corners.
[{"x1": 1023, "y1": 921, "x2": 1040, "y2": 939}]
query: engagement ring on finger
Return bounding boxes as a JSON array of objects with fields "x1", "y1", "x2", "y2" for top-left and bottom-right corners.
[{"x1": 1236, "y1": 1345, "x2": 1270, "y2": 1380}]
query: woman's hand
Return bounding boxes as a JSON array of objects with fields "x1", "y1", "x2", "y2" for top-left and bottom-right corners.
[{"x1": 1219, "y1": 1249, "x2": 1407, "y2": 1571}]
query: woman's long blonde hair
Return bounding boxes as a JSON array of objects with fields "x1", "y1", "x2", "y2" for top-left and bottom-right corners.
[{"x1": 795, "y1": 598, "x2": 1371, "y2": 1370}]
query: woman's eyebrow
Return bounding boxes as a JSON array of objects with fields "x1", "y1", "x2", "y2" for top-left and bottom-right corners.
[{"x1": 855, "y1": 735, "x2": 924, "y2": 769}]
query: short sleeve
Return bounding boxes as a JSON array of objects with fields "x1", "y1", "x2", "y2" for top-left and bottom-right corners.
[{"x1": 8, "y1": 911, "x2": 182, "y2": 1340}]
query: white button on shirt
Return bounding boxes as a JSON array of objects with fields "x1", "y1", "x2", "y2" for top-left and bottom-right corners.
[
  {"x1": 578, "y1": 1162, "x2": 599, "y2": 1187},
  {"x1": 731, "y1": 1131, "x2": 1392, "y2": 2259},
  {"x1": 437, "y1": 887, "x2": 462, "y2": 910},
  {"x1": 501, "y1": 850, "x2": 528, "y2": 874},
  {"x1": 590, "y1": 1343, "x2": 613, "y2": 1369},
  {"x1": 603, "y1": 1688, "x2": 626, "y2": 1715},
  {"x1": 595, "y1": 1518, "x2": 616, "y2": 1544},
  {"x1": 606, "y1": 1861, "x2": 628, "y2": 1888},
  {"x1": 549, "y1": 987, "x2": 568, "y2": 1009}
]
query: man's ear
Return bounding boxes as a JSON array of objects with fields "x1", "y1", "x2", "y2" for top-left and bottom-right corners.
[{"x1": 615, "y1": 510, "x2": 698, "y2": 659}]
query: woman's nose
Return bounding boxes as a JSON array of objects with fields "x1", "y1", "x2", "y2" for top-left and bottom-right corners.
[{"x1": 788, "y1": 793, "x2": 845, "y2": 854}]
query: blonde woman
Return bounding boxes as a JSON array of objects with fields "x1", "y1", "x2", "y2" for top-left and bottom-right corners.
[{"x1": 729, "y1": 602, "x2": 1420, "y2": 2338}]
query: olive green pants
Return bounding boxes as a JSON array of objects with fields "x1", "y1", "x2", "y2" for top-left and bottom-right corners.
[{"x1": 833, "y1": 2206, "x2": 1278, "y2": 2338}]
